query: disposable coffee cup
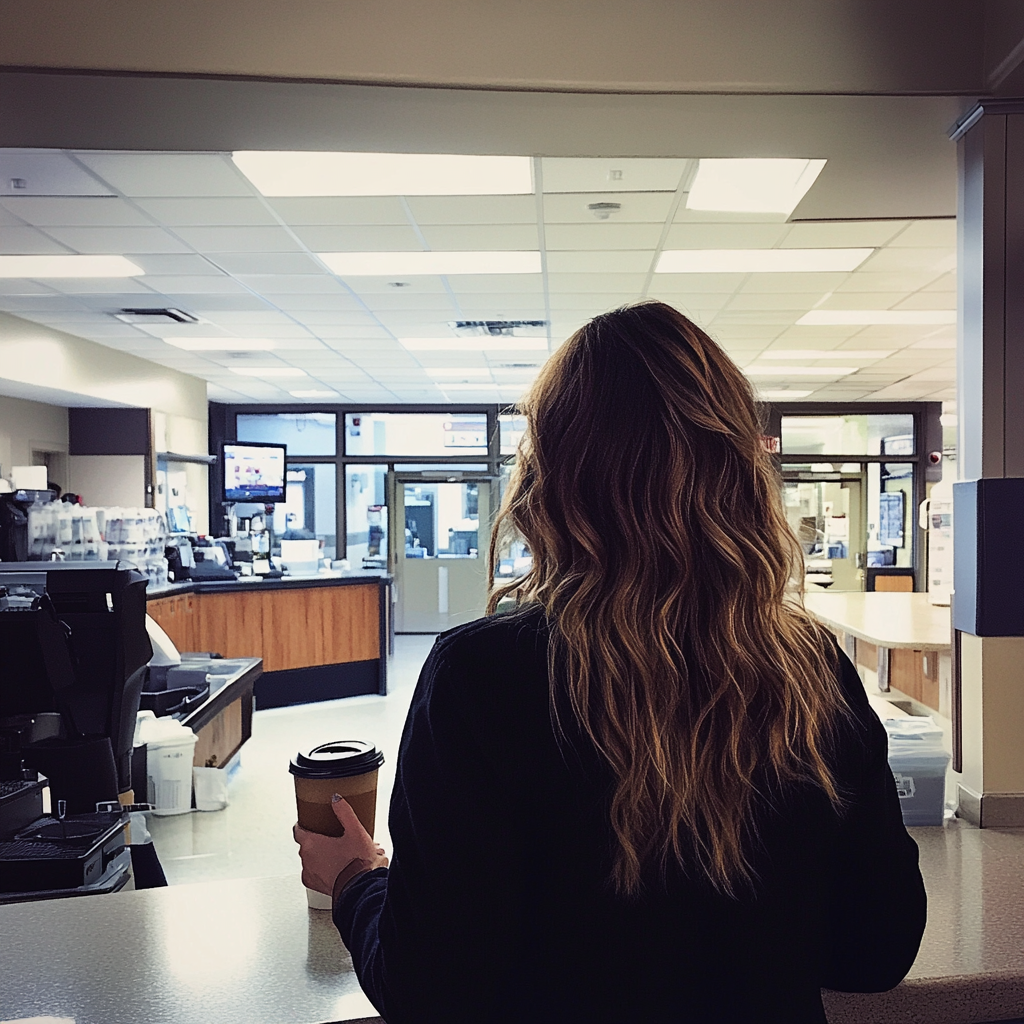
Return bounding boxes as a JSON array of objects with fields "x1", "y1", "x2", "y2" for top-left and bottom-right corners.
[{"x1": 290, "y1": 740, "x2": 385, "y2": 910}]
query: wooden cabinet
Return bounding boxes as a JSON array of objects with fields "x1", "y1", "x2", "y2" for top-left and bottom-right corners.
[{"x1": 148, "y1": 582, "x2": 381, "y2": 672}]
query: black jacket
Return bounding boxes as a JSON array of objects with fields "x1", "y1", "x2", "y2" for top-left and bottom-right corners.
[{"x1": 335, "y1": 607, "x2": 926, "y2": 1023}]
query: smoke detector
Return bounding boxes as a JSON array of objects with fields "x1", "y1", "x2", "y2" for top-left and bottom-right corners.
[
  {"x1": 449, "y1": 320, "x2": 548, "y2": 337},
  {"x1": 114, "y1": 308, "x2": 199, "y2": 325},
  {"x1": 588, "y1": 201, "x2": 622, "y2": 220}
]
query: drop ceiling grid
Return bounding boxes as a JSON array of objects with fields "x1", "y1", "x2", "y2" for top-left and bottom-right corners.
[{"x1": 0, "y1": 150, "x2": 958, "y2": 404}]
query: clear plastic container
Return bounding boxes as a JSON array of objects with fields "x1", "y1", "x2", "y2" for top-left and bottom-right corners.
[
  {"x1": 137, "y1": 715, "x2": 197, "y2": 816},
  {"x1": 884, "y1": 717, "x2": 951, "y2": 826}
]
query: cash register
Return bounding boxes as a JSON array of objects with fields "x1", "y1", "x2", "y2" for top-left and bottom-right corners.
[{"x1": 0, "y1": 561, "x2": 152, "y2": 900}]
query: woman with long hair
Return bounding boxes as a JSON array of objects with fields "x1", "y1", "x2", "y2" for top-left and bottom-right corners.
[{"x1": 296, "y1": 301, "x2": 926, "y2": 1023}]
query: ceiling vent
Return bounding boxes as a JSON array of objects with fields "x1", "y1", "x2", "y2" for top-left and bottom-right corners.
[
  {"x1": 114, "y1": 308, "x2": 199, "y2": 325},
  {"x1": 587, "y1": 201, "x2": 622, "y2": 220},
  {"x1": 449, "y1": 320, "x2": 548, "y2": 337}
]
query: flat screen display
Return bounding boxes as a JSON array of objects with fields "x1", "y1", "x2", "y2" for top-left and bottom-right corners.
[
  {"x1": 878, "y1": 491, "x2": 905, "y2": 548},
  {"x1": 223, "y1": 442, "x2": 287, "y2": 502}
]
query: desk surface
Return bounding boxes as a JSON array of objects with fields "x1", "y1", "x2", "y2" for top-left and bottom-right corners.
[
  {"x1": 148, "y1": 570, "x2": 389, "y2": 600},
  {"x1": 804, "y1": 591, "x2": 952, "y2": 651},
  {"x1": 1, "y1": 822, "x2": 1022, "y2": 1024}
]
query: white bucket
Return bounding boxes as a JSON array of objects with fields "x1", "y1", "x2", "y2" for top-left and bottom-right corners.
[{"x1": 142, "y1": 719, "x2": 198, "y2": 816}]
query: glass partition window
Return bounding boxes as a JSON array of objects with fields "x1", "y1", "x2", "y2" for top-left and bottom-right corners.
[
  {"x1": 345, "y1": 413, "x2": 488, "y2": 456},
  {"x1": 499, "y1": 414, "x2": 527, "y2": 455},
  {"x1": 346, "y1": 464, "x2": 387, "y2": 568},
  {"x1": 867, "y1": 462, "x2": 913, "y2": 568},
  {"x1": 271, "y1": 463, "x2": 337, "y2": 560},
  {"x1": 781, "y1": 414, "x2": 914, "y2": 456},
  {"x1": 403, "y1": 482, "x2": 480, "y2": 558},
  {"x1": 237, "y1": 413, "x2": 336, "y2": 456}
]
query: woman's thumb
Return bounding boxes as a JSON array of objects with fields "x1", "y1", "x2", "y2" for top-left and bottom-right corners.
[{"x1": 331, "y1": 793, "x2": 361, "y2": 832}]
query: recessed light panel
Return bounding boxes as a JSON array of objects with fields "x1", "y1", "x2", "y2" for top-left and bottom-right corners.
[
  {"x1": 401, "y1": 338, "x2": 549, "y2": 352},
  {"x1": 797, "y1": 309, "x2": 956, "y2": 326},
  {"x1": 232, "y1": 152, "x2": 533, "y2": 196},
  {"x1": 163, "y1": 338, "x2": 276, "y2": 351},
  {"x1": 0, "y1": 255, "x2": 144, "y2": 278},
  {"x1": 656, "y1": 249, "x2": 872, "y2": 274},
  {"x1": 230, "y1": 367, "x2": 307, "y2": 378},
  {"x1": 686, "y1": 158, "x2": 826, "y2": 215},
  {"x1": 319, "y1": 251, "x2": 541, "y2": 276}
]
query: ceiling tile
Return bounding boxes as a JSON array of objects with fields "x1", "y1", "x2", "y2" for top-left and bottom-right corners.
[
  {"x1": 835, "y1": 271, "x2": 945, "y2": 293},
  {"x1": 544, "y1": 223, "x2": 662, "y2": 251},
  {"x1": 0, "y1": 280, "x2": 61, "y2": 296},
  {"x1": 74, "y1": 153, "x2": 253, "y2": 198},
  {"x1": 651, "y1": 273, "x2": 744, "y2": 293},
  {"x1": 165, "y1": 295, "x2": 272, "y2": 312},
  {"x1": 127, "y1": 253, "x2": 225, "y2": 276},
  {"x1": 725, "y1": 293, "x2": 823, "y2": 311},
  {"x1": 362, "y1": 293, "x2": 457, "y2": 312},
  {"x1": 345, "y1": 276, "x2": 448, "y2": 296},
  {"x1": 781, "y1": 221, "x2": 908, "y2": 248},
  {"x1": 172, "y1": 226, "x2": 301, "y2": 252},
  {"x1": 892, "y1": 293, "x2": 957, "y2": 311},
  {"x1": 663, "y1": 223, "x2": 790, "y2": 248},
  {"x1": 543, "y1": 191, "x2": 673, "y2": 224},
  {"x1": 546, "y1": 251, "x2": 654, "y2": 274},
  {"x1": 922, "y1": 272, "x2": 956, "y2": 292},
  {"x1": 405, "y1": 195, "x2": 537, "y2": 225},
  {"x1": 0, "y1": 196, "x2": 154, "y2": 227},
  {"x1": 445, "y1": 274, "x2": 546, "y2": 294},
  {"x1": 269, "y1": 293, "x2": 366, "y2": 311},
  {"x1": 816, "y1": 292, "x2": 909, "y2": 310},
  {"x1": 548, "y1": 293, "x2": 639, "y2": 311},
  {"x1": 0, "y1": 227, "x2": 71, "y2": 255},
  {"x1": 209, "y1": 253, "x2": 324, "y2": 275},
  {"x1": 417, "y1": 225, "x2": 539, "y2": 250},
  {"x1": 43, "y1": 279, "x2": 157, "y2": 295},
  {"x1": 889, "y1": 220, "x2": 957, "y2": 247},
  {"x1": 292, "y1": 224, "x2": 421, "y2": 251},
  {"x1": 542, "y1": 158, "x2": 687, "y2": 193},
  {"x1": 0, "y1": 295, "x2": 87, "y2": 313},
  {"x1": 858, "y1": 247, "x2": 954, "y2": 274},
  {"x1": 266, "y1": 196, "x2": 409, "y2": 226},
  {"x1": 236, "y1": 275, "x2": 344, "y2": 295},
  {"x1": 739, "y1": 272, "x2": 848, "y2": 293},
  {"x1": 144, "y1": 275, "x2": 250, "y2": 295},
  {"x1": 41, "y1": 226, "x2": 191, "y2": 254},
  {"x1": 132, "y1": 197, "x2": 279, "y2": 226}
]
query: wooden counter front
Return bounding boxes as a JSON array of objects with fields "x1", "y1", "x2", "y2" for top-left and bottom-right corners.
[{"x1": 148, "y1": 577, "x2": 387, "y2": 707}]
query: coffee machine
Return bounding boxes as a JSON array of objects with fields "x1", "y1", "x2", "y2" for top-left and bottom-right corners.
[{"x1": 0, "y1": 561, "x2": 152, "y2": 899}]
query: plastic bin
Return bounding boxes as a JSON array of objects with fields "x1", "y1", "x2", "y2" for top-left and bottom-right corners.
[
  {"x1": 136, "y1": 714, "x2": 197, "y2": 816},
  {"x1": 884, "y1": 717, "x2": 950, "y2": 826}
]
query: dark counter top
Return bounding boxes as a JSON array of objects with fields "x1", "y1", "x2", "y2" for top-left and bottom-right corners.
[{"x1": 148, "y1": 571, "x2": 389, "y2": 600}]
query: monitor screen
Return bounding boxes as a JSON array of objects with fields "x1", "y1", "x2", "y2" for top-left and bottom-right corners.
[
  {"x1": 223, "y1": 442, "x2": 287, "y2": 502},
  {"x1": 878, "y1": 491, "x2": 905, "y2": 548}
]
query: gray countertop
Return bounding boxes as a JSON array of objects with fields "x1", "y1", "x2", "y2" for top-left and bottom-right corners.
[{"x1": 1, "y1": 820, "x2": 1021, "y2": 1024}]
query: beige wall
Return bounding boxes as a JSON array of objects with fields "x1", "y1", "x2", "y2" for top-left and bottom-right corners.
[
  {"x1": 0, "y1": 394, "x2": 68, "y2": 488},
  {"x1": 0, "y1": 0, "x2": 985, "y2": 94}
]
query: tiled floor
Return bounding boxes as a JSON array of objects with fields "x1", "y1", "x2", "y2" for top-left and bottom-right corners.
[{"x1": 147, "y1": 634, "x2": 436, "y2": 886}]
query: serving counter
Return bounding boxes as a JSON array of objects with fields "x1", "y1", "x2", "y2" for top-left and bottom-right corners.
[
  {"x1": 147, "y1": 573, "x2": 391, "y2": 710},
  {"x1": 805, "y1": 591, "x2": 952, "y2": 715},
  {"x1": 1, "y1": 821, "x2": 1022, "y2": 1024}
]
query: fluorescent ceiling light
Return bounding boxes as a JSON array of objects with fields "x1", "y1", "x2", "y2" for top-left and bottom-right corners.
[
  {"x1": 746, "y1": 366, "x2": 857, "y2": 376},
  {"x1": 232, "y1": 152, "x2": 533, "y2": 196},
  {"x1": 0, "y1": 255, "x2": 144, "y2": 278},
  {"x1": 319, "y1": 251, "x2": 541, "y2": 276},
  {"x1": 290, "y1": 389, "x2": 337, "y2": 398},
  {"x1": 797, "y1": 309, "x2": 956, "y2": 326},
  {"x1": 757, "y1": 349, "x2": 893, "y2": 359},
  {"x1": 230, "y1": 367, "x2": 307, "y2": 378},
  {"x1": 686, "y1": 158, "x2": 826, "y2": 215},
  {"x1": 401, "y1": 337, "x2": 549, "y2": 352},
  {"x1": 757, "y1": 390, "x2": 813, "y2": 400},
  {"x1": 656, "y1": 249, "x2": 872, "y2": 274},
  {"x1": 163, "y1": 337, "x2": 275, "y2": 351},
  {"x1": 425, "y1": 367, "x2": 492, "y2": 378}
]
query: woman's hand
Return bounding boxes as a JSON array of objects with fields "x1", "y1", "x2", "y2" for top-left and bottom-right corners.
[{"x1": 293, "y1": 795, "x2": 389, "y2": 897}]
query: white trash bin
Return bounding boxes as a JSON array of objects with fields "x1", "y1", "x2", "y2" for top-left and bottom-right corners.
[{"x1": 138, "y1": 716, "x2": 198, "y2": 816}]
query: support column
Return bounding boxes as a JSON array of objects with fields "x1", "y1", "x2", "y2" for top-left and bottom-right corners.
[{"x1": 951, "y1": 100, "x2": 1024, "y2": 827}]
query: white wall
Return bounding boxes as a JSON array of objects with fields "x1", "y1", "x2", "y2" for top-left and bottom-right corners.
[{"x1": 68, "y1": 454, "x2": 146, "y2": 507}]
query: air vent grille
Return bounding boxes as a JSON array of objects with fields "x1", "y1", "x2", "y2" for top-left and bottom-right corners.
[
  {"x1": 449, "y1": 320, "x2": 548, "y2": 337},
  {"x1": 114, "y1": 308, "x2": 199, "y2": 324}
]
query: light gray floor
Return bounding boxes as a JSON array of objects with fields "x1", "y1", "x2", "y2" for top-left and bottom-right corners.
[{"x1": 147, "y1": 634, "x2": 436, "y2": 886}]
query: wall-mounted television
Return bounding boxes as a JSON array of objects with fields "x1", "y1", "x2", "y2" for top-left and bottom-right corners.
[{"x1": 222, "y1": 441, "x2": 287, "y2": 503}]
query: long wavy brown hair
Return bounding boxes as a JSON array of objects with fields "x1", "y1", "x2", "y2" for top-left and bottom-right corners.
[{"x1": 488, "y1": 301, "x2": 849, "y2": 897}]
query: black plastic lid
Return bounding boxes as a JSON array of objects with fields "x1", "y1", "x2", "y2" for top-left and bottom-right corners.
[{"x1": 289, "y1": 739, "x2": 384, "y2": 779}]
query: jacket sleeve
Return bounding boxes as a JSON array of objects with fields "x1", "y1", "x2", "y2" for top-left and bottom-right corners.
[
  {"x1": 334, "y1": 640, "x2": 526, "y2": 1024},
  {"x1": 820, "y1": 650, "x2": 928, "y2": 992}
]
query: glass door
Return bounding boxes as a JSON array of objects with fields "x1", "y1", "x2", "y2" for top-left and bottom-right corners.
[
  {"x1": 782, "y1": 467, "x2": 866, "y2": 591},
  {"x1": 388, "y1": 474, "x2": 492, "y2": 632}
]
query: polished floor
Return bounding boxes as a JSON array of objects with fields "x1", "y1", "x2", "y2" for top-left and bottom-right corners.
[{"x1": 148, "y1": 634, "x2": 436, "y2": 886}]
